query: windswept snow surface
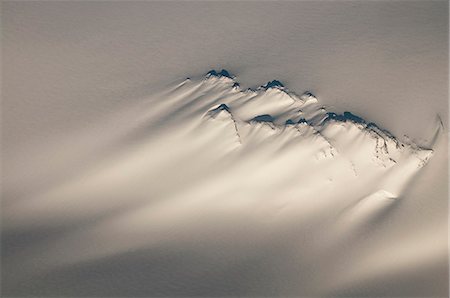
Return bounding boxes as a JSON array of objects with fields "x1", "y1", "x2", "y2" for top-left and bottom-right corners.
[{"x1": 2, "y1": 71, "x2": 446, "y2": 296}]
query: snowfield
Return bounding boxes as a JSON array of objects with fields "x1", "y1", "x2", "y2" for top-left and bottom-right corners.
[{"x1": 2, "y1": 70, "x2": 444, "y2": 296}]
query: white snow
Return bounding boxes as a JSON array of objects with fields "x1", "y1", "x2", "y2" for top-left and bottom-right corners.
[{"x1": 2, "y1": 71, "x2": 442, "y2": 296}]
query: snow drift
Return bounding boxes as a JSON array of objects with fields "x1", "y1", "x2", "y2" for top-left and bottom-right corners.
[{"x1": 2, "y1": 70, "x2": 442, "y2": 296}]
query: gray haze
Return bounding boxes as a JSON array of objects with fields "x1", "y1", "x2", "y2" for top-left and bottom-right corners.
[{"x1": 2, "y1": 1, "x2": 448, "y2": 297}]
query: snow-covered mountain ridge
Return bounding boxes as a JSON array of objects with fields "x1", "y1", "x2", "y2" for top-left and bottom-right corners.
[
  {"x1": 199, "y1": 69, "x2": 432, "y2": 169},
  {"x1": 3, "y1": 69, "x2": 441, "y2": 297}
]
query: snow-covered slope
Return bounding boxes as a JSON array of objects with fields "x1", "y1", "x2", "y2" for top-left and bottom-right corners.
[{"x1": 2, "y1": 70, "x2": 442, "y2": 296}]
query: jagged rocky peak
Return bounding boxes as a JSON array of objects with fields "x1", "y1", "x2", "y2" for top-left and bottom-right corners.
[
  {"x1": 263, "y1": 80, "x2": 285, "y2": 89},
  {"x1": 300, "y1": 91, "x2": 317, "y2": 102},
  {"x1": 251, "y1": 114, "x2": 275, "y2": 123},
  {"x1": 205, "y1": 103, "x2": 233, "y2": 119},
  {"x1": 325, "y1": 111, "x2": 366, "y2": 124},
  {"x1": 285, "y1": 119, "x2": 296, "y2": 125},
  {"x1": 206, "y1": 69, "x2": 234, "y2": 79},
  {"x1": 214, "y1": 103, "x2": 231, "y2": 112},
  {"x1": 285, "y1": 118, "x2": 308, "y2": 125}
]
